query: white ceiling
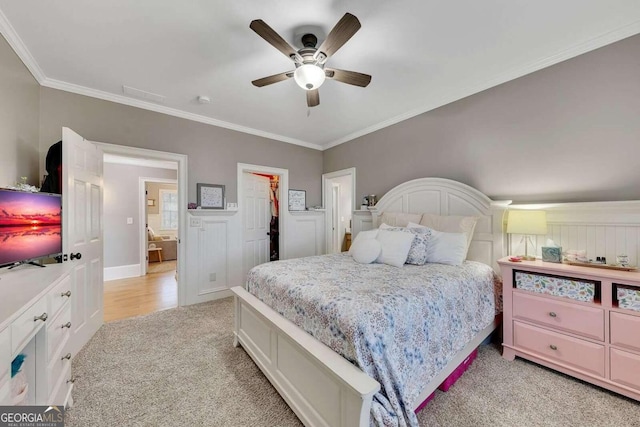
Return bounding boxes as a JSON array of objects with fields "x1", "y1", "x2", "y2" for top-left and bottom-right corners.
[{"x1": 1, "y1": 1, "x2": 640, "y2": 150}]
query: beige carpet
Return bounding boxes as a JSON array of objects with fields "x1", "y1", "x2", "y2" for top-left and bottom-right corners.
[{"x1": 66, "y1": 298, "x2": 640, "y2": 427}]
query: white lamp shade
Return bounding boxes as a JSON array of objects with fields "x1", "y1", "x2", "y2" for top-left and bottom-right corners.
[
  {"x1": 294, "y1": 64, "x2": 326, "y2": 90},
  {"x1": 507, "y1": 210, "x2": 548, "y2": 235}
]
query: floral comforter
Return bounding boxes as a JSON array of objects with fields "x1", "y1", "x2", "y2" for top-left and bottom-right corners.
[{"x1": 246, "y1": 253, "x2": 498, "y2": 427}]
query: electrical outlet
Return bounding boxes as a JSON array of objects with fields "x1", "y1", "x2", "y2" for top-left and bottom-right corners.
[
  {"x1": 209, "y1": 272, "x2": 216, "y2": 282},
  {"x1": 190, "y1": 217, "x2": 202, "y2": 227},
  {"x1": 126, "y1": 217, "x2": 133, "y2": 225}
]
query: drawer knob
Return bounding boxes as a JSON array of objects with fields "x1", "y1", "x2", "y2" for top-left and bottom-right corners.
[
  {"x1": 61, "y1": 291, "x2": 72, "y2": 297},
  {"x1": 549, "y1": 312, "x2": 557, "y2": 317},
  {"x1": 61, "y1": 353, "x2": 72, "y2": 361},
  {"x1": 549, "y1": 344, "x2": 558, "y2": 351},
  {"x1": 33, "y1": 312, "x2": 48, "y2": 322},
  {"x1": 67, "y1": 377, "x2": 76, "y2": 384},
  {"x1": 62, "y1": 322, "x2": 72, "y2": 329}
]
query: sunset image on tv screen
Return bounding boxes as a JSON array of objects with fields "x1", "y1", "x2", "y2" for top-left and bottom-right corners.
[{"x1": 0, "y1": 190, "x2": 62, "y2": 266}]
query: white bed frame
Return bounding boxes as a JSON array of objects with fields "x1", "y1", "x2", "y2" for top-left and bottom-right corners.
[{"x1": 232, "y1": 178, "x2": 511, "y2": 427}]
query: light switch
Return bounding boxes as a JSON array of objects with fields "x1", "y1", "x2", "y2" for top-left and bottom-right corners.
[
  {"x1": 190, "y1": 217, "x2": 202, "y2": 227},
  {"x1": 126, "y1": 217, "x2": 133, "y2": 225}
]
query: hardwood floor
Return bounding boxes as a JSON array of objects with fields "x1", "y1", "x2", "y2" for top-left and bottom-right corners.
[{"x1": 104, "y1": 261, "x2": 177, "y2": 322}]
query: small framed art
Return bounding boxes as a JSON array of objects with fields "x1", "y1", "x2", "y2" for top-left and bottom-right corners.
[
  {"x1": 288, "y1": 189, "x2": 306, "y2": 211},
  {"x1": 197, "y1": 183, "x2": 225, "y2": 209},
  {"x1": 147, "y1": 199, "x2": 155, "y2": 206}
]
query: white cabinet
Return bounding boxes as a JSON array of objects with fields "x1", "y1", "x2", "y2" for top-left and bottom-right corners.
[{"x1": 0, "y1": 263, "x2": 75, "y2": 406}]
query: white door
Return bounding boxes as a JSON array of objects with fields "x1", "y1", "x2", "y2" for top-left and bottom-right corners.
[
  {"x1": 62, "y1": 127, "x2": 104, "y2": 356},
  {"x1": 243, "y1": 173, "x2": 271, "y2": 275}
]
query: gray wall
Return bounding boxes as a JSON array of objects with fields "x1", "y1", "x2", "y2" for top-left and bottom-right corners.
[
  {"x1": 38, "y1": 88, "x2": 323, "y2": 206},
  {"x1": 324, "y1": 34, "x2": 640, "y2": 204},
  {"x1": 104, "y1": 163, "x2": 177, "y2": 268},
  {"x1": 0, "y1": 35, "x2": 40, "y2": 188}
]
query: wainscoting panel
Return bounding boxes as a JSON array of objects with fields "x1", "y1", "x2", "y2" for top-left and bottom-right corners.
[
  {"x1": 197, "y1": 219, "x2": 229, "y2": 296},
  {"x1": 289, "y1": 211, "x2": 325, "y2": 259},
  {"x1": 510, "y1": 201, "x2": 640, "y2": 267},
  {"x1": 185, "y1": 211, "x2": 241, "y2": 305},
  {"x1": 185, "y1": 208, "x2": 323, "y2": 305},
  {"x1": 352, "y1": 210, "x2": 373, "y2": 238}
]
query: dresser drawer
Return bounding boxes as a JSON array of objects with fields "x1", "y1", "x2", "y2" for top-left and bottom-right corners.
[
  {"x1": 47, "y1": 304, "x2": 71, "y2": 362},
  {"x1": 514, "y1": 321, "x2": 605, "y2": 377},
  {"x1": 610, "y1": 311, "x2": 640, "y2": 353},
  {"x1": 513, "y1": 291, "x2": 604, "y2": 341},
  {"x1": 48, "y1": 274, "x2": 72, "y2": 319},
  {"x1": 11, "y1": 298, "x2": 48, "y2": 355},
  {"x1": 48, "y1": 350, "x2": 72, "y2": 398},
  {"x1": 610, "y1": 348, "x2": 640, "y2": 390}
]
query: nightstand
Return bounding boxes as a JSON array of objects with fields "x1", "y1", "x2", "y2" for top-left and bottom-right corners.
[
  {"x1": 342, "y1": 232, "x2": 352, "y2": 252},
  {"x1": 498, "y1": 257, "x2": 640, "y2": 401}
]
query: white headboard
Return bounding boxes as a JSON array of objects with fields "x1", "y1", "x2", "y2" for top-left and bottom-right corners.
[{"x1": 354, "y1": 178, "x2": 511, "y2": 271}]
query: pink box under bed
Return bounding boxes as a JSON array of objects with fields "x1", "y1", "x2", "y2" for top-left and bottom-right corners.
[{"x1": 414, "y1": 347, "x2": 478, "y2": 413}]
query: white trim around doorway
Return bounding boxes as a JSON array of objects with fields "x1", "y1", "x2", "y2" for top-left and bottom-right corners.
[
  {"x1": 322, "y1": 168, "x2": 356, "y2": 254},
  {"x1": 95, "y1": 142, "x2": 188, "y2": 307}
]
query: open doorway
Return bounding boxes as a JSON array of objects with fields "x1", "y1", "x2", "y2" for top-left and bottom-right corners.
[
  {"x1": 322, "y1": 168, "x2": 356, "y2": 254},
  {"x1": 98, "y1": 144, "x2": 186, "y2": 322},
  {"x1": 143, "y1": 179, "x2": 178, "y2": 275}
]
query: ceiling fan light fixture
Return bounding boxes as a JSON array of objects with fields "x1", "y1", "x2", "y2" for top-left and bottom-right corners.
[{"x1": 294, "y1": 64, "x2": 325, "y2": 90}]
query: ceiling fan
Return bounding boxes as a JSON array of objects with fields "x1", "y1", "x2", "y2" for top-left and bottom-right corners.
[{"x1": 250, "y1": 13, "x2": 372, "y2": 107}]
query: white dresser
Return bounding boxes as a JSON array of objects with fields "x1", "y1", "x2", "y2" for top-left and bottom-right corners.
[{"x1": 0, "y1": 263, "x2": 75, "y2": 407}]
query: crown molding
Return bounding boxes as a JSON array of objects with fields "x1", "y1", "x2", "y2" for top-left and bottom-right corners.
[
  {"x1": 323, "y1": 19, "x2": 640, "y2": 150},
  {"x1": 2, "y1": 4, "x2": 639, "y2": 152},
  {"x1": 0, "y1": 7, "x2": 46, "y2": 83},
  {"x1": 40, "y1": 78, "x2": 324, "y2": 151},
  {"x1": 0, "y1": 7, "x2": 323, "y2": 150}
]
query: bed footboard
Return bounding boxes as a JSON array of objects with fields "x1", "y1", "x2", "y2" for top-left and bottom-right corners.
[{"x1": 231, "y1": 286, "x2": 380, "y2": 427}]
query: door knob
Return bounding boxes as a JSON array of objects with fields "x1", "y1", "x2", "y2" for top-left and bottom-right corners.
[{"x1": 70, "y1": 252, "x2": 82, "y2": 260}]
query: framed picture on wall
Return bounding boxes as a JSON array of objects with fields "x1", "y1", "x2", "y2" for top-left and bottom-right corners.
[
  {"x1": 147, "y1": 199, "x2": 155, "y2": 206},
  {"x1": 197, "y1": 183, "x2": 225, "y2": 209},
  {"x1": 288, "y1": 189, "x2": 306, "y2": 211}
]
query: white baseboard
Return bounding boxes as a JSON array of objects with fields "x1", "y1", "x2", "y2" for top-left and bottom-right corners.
[{"x1": 104, "y1": 264, "x2": 141, "y2": 281}]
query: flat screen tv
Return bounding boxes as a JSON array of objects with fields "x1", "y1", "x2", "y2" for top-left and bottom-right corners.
[{"x1": 0, "y1": 189, "x2": 62, "y2": 268}]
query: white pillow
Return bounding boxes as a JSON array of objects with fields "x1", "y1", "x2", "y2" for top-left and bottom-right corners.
[
  {"x1": 351, "y1": 239, "x2": 382, "y2": 264},
  {"x1": 375, "y1": 229, "x2": 414, "y2": 267},
  {"x1": 377, "y1": 224, "x2": 432, "y2": 265},
  {"x1": 419, "y1": 214, "x2": 478, "y2": 254},
  {"x1": 348, "y1": 229, "x2": 379, "y2": 255},
  {"x1": 425, "y1": 229, "x2": 468, "y2": 266}
]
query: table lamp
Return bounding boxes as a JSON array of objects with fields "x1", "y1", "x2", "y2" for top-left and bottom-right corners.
[{"x1": 507, "y1": 210, "x2": 547, "y2": 260}]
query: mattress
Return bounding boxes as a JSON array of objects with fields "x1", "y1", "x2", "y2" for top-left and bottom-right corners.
[{"x1": 247, "y1": 253, "x2": 498, "y2": 427}]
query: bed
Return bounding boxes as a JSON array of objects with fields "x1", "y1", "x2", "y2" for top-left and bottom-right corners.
[{"x1": 231, "y1": 178, "x2": 511, "y2": 426}]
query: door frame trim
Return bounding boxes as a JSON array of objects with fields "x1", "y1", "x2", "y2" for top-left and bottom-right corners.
[
  {"x1": 95, "y1": 142, "x2": 188, "y2": 306},
  {"x1": 322, "y1": 168, "x2": 356, "y2": 254}
]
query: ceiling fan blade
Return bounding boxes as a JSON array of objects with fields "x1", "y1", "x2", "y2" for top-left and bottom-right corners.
[
  {"x1": 250, "y1": 19, "x2": 298, "y2": 60},
  {"x1": 315, "y1": 13, "x2": 361, "y2": 61},
  {"x1": 307, "y1": 89, "x2": 320, "y2": 107},
  {"x1": 325, "y1": 68, "x2": 371, "y2": 87},
  {"x1": 252, "y1": 71, "x2": 294, "y2": 87}
]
